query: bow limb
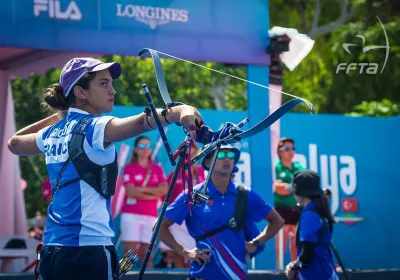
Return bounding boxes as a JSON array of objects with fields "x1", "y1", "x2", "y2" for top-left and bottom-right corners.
[
  {"x1": 138, "y1": 48, "x2": 174, "y2": 106},
  {"x1": 225, "y1": 98, "x2": 314, "y2": 143}
]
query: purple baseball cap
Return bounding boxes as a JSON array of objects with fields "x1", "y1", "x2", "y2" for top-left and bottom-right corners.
[{"x1": 60, "y1": 57, "x2": 122, "y2": 97}]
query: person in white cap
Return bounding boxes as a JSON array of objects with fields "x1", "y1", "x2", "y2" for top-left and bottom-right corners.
[{"x1": 158, "y1": 145, "x2": 284, "y2": 280}]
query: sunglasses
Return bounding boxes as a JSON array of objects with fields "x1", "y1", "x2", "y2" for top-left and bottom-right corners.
[
  {"x1": 138, "y1": 143, "x2": 151, "y2": 150},
  {"x1": 217, "y1": 151, "x2": 236, "y2": 160},
  {"x1": 280, "y1": 146, "x2": 296, "y2": 152}
]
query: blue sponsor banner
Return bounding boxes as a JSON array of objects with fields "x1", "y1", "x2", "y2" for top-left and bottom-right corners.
[
  {"x1": 0, "y1": 0, "x2": 270, "y2": 65},
  {"x1": 280, "y1": 113, "x2": 400, "y2": 270},
  {"x1": 109, "y1": 106, "x2": 400, "y2": 270}
]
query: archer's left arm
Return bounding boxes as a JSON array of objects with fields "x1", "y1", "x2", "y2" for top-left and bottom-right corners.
[
  {"x1": 245, "y1": 191, "x2": 284, "y2": 246},
  {"x1": 254, "y1": 208, "x2": 284, "y2": 246}
]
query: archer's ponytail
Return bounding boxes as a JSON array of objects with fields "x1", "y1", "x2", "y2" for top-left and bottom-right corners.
[
  {"x1": 41, "y1": 72, "x2": 95, "y2": 112},
  {"x1": 42, "y1": 83, "x2": 71, "y2": 111},
  {"x1": 314, "y1": 195, "x2": 336, "y2": 232}
]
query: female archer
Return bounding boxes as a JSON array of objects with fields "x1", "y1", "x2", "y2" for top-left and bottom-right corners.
[{"x1": 8, "y1": 57, "x2": 204, "y2": 280}]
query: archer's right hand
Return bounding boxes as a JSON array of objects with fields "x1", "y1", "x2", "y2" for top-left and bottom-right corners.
[{"x1": 182, "y1": 248, "x2": 212, "y2": 266}]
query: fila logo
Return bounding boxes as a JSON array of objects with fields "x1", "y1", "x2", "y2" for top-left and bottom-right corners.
[{"x1": 33, "y1": 0, "x2": 82, "y2": 21}]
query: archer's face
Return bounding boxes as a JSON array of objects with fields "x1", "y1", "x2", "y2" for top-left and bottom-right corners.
[
  {"x1": 77, "y1": 69, "x2": 116, "y2": 114},
  {"x1": 207, "y1": 149, "x2": 236, "y2": 175}
]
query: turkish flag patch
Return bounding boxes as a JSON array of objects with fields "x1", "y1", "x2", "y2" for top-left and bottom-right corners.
[{"x1": 341, "y1": 198, "x2": 358, "y2": 213}]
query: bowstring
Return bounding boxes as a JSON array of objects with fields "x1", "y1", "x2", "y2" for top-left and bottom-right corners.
[{"x1": 154, "y1": 50, "x2": 310, "y2": 103}]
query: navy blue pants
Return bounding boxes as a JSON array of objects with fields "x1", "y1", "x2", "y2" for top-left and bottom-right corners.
[{"x1": 38, "y1": 245, "x2": 119, "y2": 280}]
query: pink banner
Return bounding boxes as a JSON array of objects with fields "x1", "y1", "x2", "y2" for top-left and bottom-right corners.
[
  {"x1": 110, "y1": 143, "x2": 131, "y2": 218},
  {"x1": 0, "y1": 78, "x2": 27, "y2": 237},
  {"x1": 269, "y1": 84, "x2": 283, "y2": 192}
]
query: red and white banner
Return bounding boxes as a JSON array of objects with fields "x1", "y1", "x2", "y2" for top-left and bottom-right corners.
[
  {"x1": 110, "y1": 143, "x2": 131, "y2": 219},
  {"x1": 0, "y1": 77, "x2": 27, "y2": 237}
]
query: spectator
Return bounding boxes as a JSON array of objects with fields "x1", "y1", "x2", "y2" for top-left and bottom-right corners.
[
  {"x1": 159, "y1": 142, "x2": 205, "y2": 268},
  {"x1": 120, "y1": 136, "x2": 168, "y2": 268},
  {"x1": 273, "y1": 137, "x2": 305, "y2": 267},
  {"x1": 29, "y1": 227, "x2": 44, "y2": 241}
]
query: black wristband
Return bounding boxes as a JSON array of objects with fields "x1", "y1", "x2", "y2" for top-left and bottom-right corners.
[
  {"x1": 144, "y1": 107, "x2": 154, "y2": 129},
  {"x1": 161, "y1": 106, "x2": 171, "y2": 124},
  {"x1": 161, "y1": 105, "x2": 183, "y2": 126}
]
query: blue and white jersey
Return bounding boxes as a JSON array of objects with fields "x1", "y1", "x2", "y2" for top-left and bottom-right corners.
[
  {"x1": 166, "y1": 181, "x2": 272, "y2": 280},
  {"x1": 36, "y1": 108, "x2": 116, "y2": 247}
]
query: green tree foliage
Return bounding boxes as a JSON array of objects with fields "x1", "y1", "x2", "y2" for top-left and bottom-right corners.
[
  {"x1": 270, "y1": 0, "x2": 400, "y2": 114},
  {"x1": 101, "y1": 55, "x2": 247, "y2": 110},
  {"x1": 347, "y1": 98, "x2": 400, "y2": 116}
]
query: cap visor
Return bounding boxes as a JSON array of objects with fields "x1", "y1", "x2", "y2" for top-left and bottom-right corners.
[{"x1": 92, "y1": 62, "x2": 122, "y2": 79}]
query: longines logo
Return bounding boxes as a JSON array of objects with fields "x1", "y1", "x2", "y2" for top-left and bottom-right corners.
[{"x1": 116, "y1": 4, "x2": 189, "y2": 30}]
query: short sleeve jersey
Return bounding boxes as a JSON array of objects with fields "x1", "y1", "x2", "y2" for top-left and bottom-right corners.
[{"x1": 35, "y1": 108, "x2": 116, "y2": 247}]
